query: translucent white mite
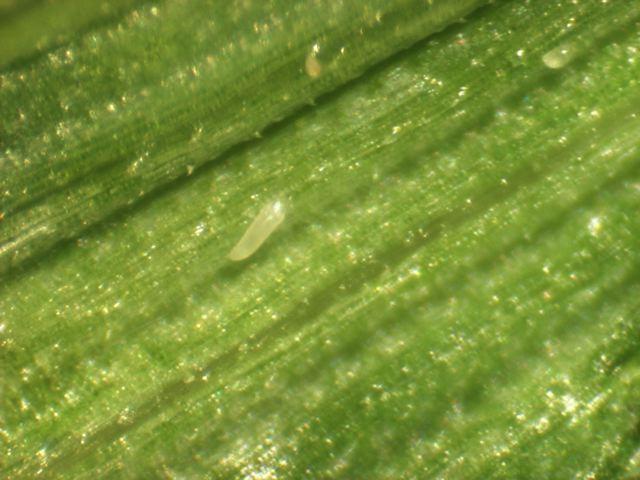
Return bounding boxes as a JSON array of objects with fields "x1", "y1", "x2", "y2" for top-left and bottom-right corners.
[
  {"x1": 227, "y1": 200, "x2": 285, "y2": 261},
  {"x1": 542, "y1": 43, "x2": 576, "y2": 69}
]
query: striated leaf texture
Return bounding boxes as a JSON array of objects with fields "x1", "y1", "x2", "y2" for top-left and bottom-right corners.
[{"x1": 1, "y1": 1, "x2": 639, "y2": 478}]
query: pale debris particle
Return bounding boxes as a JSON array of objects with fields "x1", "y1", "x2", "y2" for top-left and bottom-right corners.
[
  {"x1": 561, "y1": 394, "x2": 579, "y2": 415},
  {"x1": 228, "y1": 200, "x2": 285, "y2": 261},
  {"x1": 305, "y1": 43, "x2": 322, "y2": 78},
  {"x1": 305, "y1": 54, "x2": 322, "y2": 78},
  {"x1": 533, "y1": 416, "x2": 550, "y2": 433},
  {"x1": 194, "y1": 222, "x2": 206, "y2": 236},
  {"x1": 588, "y1": 216, "x2": 602, "y2": 237}
]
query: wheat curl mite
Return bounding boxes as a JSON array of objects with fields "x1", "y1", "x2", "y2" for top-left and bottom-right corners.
[{"x1": 227, "y1": 200, "x2": 285, "y2": 261}]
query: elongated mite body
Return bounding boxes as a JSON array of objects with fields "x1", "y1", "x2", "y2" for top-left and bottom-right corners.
[
  {"x1": 542, "y1": 43, "x2": 576, "y2": 69},
  {"x1": 227, "y1": 200, "x2": 285, "y2": 261}
]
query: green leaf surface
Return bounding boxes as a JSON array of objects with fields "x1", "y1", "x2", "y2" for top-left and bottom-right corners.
[
  {"x1": 2, "y1": 1, "x2": 639, "y2": 478},
  {"x1": 0, "y1": 0, "x2": 146, "y2": 69},
  {"x1": 0, "y1": 0, "x2": 486, "y2": 275}
]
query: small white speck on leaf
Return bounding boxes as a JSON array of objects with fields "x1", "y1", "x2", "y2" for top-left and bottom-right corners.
[
  {"x1": 228, "y1": 200, "x2": 285, "y2": 261},
  {"x1": 561, "y1": 394, "x2": 579, "y2": 415},
  {"x1": 588, "y1": 216, "x2": 602, "y2": 237}
]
